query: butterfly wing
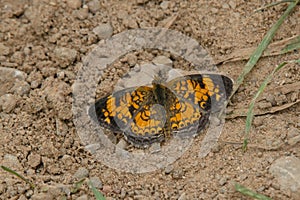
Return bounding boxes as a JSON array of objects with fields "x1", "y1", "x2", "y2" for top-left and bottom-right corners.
[
  {"x1": 89, "y1": 86, "x2": 166, "y2": 147},
  {"x1": 166, "y1": 74, "x2": 233, "y2": 136}
]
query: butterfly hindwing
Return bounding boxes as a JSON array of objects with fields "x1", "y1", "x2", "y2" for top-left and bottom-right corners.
[
  {"x1": 166, "y1": 74, "x2": 233, "y2": 136},
  {"x1": 89, "y1": 86, "x2": 165, "y2": 147}
]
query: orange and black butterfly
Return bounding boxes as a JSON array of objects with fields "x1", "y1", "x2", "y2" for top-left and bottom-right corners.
[{"x1": 89, "y1": 73, "x2": 233, "y2": 148}]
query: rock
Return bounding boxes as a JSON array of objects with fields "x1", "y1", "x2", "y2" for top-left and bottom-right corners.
[
  {"x1": 28, "y1": 153, "x2": 41, "y2": 168},
  {"x1": 66, "y1": 0, "x2": 82, "y2": 9},
  {"x1": 222, "y1": 3, "x2": 230, "y2": 9},
  {"x1": 160, "y1": 1, "x2": 169, "y2": 10},
  {"x1": 270, "y1": 156, "x2": 300, "y2": 199},
  {"x1": 123, "y1": 17, "x2": 138, "y2": 29},
  {"x1": 0, "y1": 67, "x2": 28, "y2": 96},
  {"x1": 74, "y1": 167, "x2": 89, "y2": 180},
  {"x1": 164, "y1": 165, "x2": 174, "y2": 174},
  {"x1": 53, "y1": 47, "x2": 77, "y2": 68},
  {"x1": 257, "y1": 101, "x2": 272, "y2": 109},
  {"x1": 274, "y1": 94, "x2": 287, "y2": 106},
  {"x1": 10, "y1": 51, "x2": 24, "y2": 65},
  {"x1": 1, "y1": 154, "x2": 22, "y2": 171},
  {"x1": 287, "y1": 127, "x2": 300, "y2": 139},
  {"x1": 0, "y1": 94, "x2": 17, "y2": 113},
  {"x1": 172, "y1": 169, "x2": 184, "y2": 179},
  {"x1": 90, "y1": 176, "x2": 103, "y2": 189},
  {"x1": 120, "y1": 188, "x2": 127, "y2": 198},
  {"x1": 116, "y1": 138, "x2": 128, "y2": 149},
  {"x1": 31, "y1": 193, "x2": 53, "y2": 200},
  {"x1": 219, "y1": 177, "x2": 227, "y2": 186},
  {"x1": 0, "y1": 43, "x2": 10, "y2": 56},
  {"x1": 265, "y1": 94, "x2": 276, "y2": 106},
  {"x1": 87, "y1": 0, "x2": 100, "y2": 14},
  {"x1": 93, "y1": 23, "x2": 113, "y2": 40},
  {"x1": 55, "y1": 119, "x2": 68, "y2": 136},
  {"x1": 149, "y1": 142, "x2": 161, "y2": 154},
  {"x1": 74, "y1": 5, "x2": 89, "y2": 20},
  {"x1": 76, "y1": 195, "x2": 88, "y2": 200},
  {"x1": 43, "y1": 78, "x2": 71, "y2": 104},
  {"x1": 152, "y1": 56, "x2": 173, "y2": 67},
  {"x1": 47, "y1": 184, "x2": 71, "y2": 197},
  {"x1": 178, "y1": 192, "x2": 186, "y2": 200},
  {"x1": 291, "y1": 92, "x2": 298, "y2": 102},
  {"x1": 102, "y1": 185, "x2": 112, "y2": 193},
  {"x1": 11, "y1": 80, "x2": 30, "y2": 96},
  {"x1": 125, "y1": 54, "x2": 137, "y2": 67},
  {"x1": 229, "y1": 0, "x2": 237, "y2": 9}
]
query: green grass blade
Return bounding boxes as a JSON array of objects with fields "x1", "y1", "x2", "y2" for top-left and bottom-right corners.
[
  {"x1": 254, "y1": 0, "x2": 295, "y2": 13},
  {"x1": 1, "y1": 165, "x2": 35, "y2": 189},
  {"x1": 243, "y1": 59, "x2": 299, "y2": 150},
  {"x1": 235, "y1": 183, "x2": 272, "y2": 200},
  {"x1": 71, "y1": 178, "x2": 85, "y2": 194},
  {"x1": 88, "y1": 180, "x2": 106, "y2": 200},
  {"x1": 230, "y1": 0, "x2": 299, "y2": 100}
]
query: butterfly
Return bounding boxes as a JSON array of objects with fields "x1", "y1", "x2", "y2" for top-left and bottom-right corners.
[{"x1": 88, "y1": 73, "x2": 233, "y2": 148}]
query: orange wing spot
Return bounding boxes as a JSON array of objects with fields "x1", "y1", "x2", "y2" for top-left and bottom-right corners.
[
  {"x1": 200, "y1": 102, "x2": 206, "y2": 109},
  {"x1": 208, "y1": 91, "x2": 214, "y2": 96},
  {"x1": 104, "y1": 117, "x2": 111, "y2": 124},
  {"x1": 144, "y1": 110, "x2": 150, "y2": 117},
  {"x1": 172, "y1": 124, "x2": 178, "y2": 129},
  {"x1": 103, "y1": 111, "x2": 109, "y2": 117},
  {"x1": 179, "y1": 121, "x2": 185, "y2": 128},
  {"x1": 170, "y1": 113, "x2": 182, "y2": 122},
  {"x1": 175, "y1": 101, "x2": 181, "y2": 110},
  {"x1": 183, "y1": 91, "x2": 190, "y2": 99},
  {"x1": 133, "y1": 95, "x2": 139, "y2": 101},
  {"x1": 117, "y1": 113, "x2": 122, "y2": 119},
  {"x1": 194, "y1": 91, "x2": 204, "y2": 103},
  {"x1": 200, "y1": 89, "x2": 208, "y2": 94},
  {"x1": 202, "y1": 95, "x2": 208, "y2": 101},
  {"x1": 132, "y1": 102, "x2": 140, "y2": 109}
]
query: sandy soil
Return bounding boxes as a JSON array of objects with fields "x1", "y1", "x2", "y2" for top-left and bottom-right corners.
[{"x1": 0, "y1": 0, "x2": 299, "y2": 199}]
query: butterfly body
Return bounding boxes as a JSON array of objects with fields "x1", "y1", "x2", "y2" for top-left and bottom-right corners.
[{"x1": 89, "y1": 73, "x2": 233, "y2": 148}]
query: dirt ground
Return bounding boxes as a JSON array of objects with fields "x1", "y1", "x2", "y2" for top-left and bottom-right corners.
[{"x1": 0, "y1": 0, "x2": 299, "y2": 199}]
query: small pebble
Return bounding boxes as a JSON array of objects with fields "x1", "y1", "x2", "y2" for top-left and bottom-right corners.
[
  {"x1": 219, "y1": 177, "x2": 227, "y2": 186},
  {"x1": 152, "y1": 56, "x2": 173, "y2": 67},
  {"x1": 160, "y1": 1, "x2": 169, "y2": 10},
  {"x1": 149, "y1": 142, "x2": 161, "y2": 154},
  {"x1": 102, "y1": 185, "x2": 113, "y2": 194},
  {"x1": 93, "y1": 23, "x2": 113, "y2": 40},
  {"x1": 257, "y1": 101, "x2": 272, "y2": 109},
  {"x1": 74, "y1": 167, "x2": 89, "y2": 180},
  {"x1": 28, "y1": 153, "x2": 41, "y2": 168},
  {"x1": 229, "y1": 0, "x2": 236, "y2": 9},
  {"x1": 0, "y1": 43, "x2": 10, "y2": 56},
  {"x1": 87, "y1": 0, "x2": 100, "y2": 14},
  {"x1": 74, "y1": 5, "x2": 89, "y2": 20},
  {"x1": 0, "y1": 94, "x2": 16, "y2": 113},
  {"x1": 66, "y1": 0, "x2": 82, "y2": 9},
  {"x1": 164, "y1": 165, "x2": 174, "y2": 174},
  {"x1": 126, "y1": 54, "x2": 137, "y2": 67},
  {"x1": 54, "y1": 47, "x2": 77, "y2": 68},
  {"x1": 178, "y1": 192, "x2": 186, "y2": 200},
  {"x1": 76, "y1": 195, "x2": 88, "y2": 200},
  {"x1": 90, "y1": 177, "x2": 103, "y2": 189}
]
